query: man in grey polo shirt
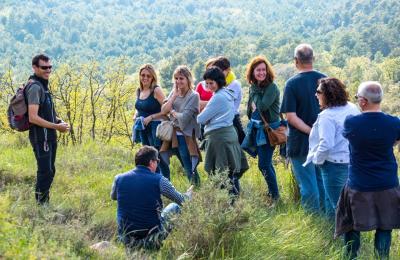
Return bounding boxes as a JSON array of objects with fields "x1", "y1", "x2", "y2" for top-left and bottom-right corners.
[{"x1": 26, "y1": 54, "x2": 69, "y2": 204}]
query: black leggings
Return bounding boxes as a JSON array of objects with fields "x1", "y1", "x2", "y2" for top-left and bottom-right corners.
[{"x1": 233, "y1": 114, "x2": 245, "y2": 145}]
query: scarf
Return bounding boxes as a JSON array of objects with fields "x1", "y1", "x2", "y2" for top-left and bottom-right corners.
[{"x1": 226, "y1": 71, "x2": 236, "y2": 86}]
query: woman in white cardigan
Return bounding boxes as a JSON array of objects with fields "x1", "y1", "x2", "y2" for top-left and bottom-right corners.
[{"x1": 304, "y1": 77, "x2": 360, "y2": 218}]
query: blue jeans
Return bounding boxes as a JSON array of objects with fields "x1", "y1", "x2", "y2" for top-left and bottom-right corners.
[
  {"x1": 319, "y1": 161, "x2": 348, "y2": 218},
  {"x1": 345, "y1": 229, "x2": 392, "y2": 259},
  {"x1": 257, "y1": 143, "x2": 279, "y2": 199},
  {"x1": 161, "y1": 202, "x2": 181, "y2": 227},
  {"x1": 177, "y1": 135, "x2": 200, "y2": 186},
  {"x1": 139, "y1": 121, "x2": 170, "y2": 179},
  {"x1": 291, "y1": 156, "x2": 325, "y2": 213}
]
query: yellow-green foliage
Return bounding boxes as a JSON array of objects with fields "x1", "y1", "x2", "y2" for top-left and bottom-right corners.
[{"x1": 1, "y1": 135, "x2": 399, "y2": 259}]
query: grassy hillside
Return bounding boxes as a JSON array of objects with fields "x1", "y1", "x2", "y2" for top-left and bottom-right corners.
[{"x1": 1, "y1": 134, "x2": 399, "y2": 259}]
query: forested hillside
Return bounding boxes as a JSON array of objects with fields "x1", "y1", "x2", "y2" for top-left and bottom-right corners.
[{"x1": 1, "y1": 0, "x2": 399, "y2": 73}]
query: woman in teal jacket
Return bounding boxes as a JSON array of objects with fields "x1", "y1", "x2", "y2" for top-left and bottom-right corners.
[{"x1": 242, "y1": 56, "x2": 281, "y2": 200}]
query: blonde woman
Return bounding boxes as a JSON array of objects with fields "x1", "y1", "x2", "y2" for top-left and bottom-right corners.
[
  {"x1": 133, "y1": 64, "x2": 170, "y2": 179},
  {"x1": 161, "y1": 66, "x2": 201, "y2": 185}
]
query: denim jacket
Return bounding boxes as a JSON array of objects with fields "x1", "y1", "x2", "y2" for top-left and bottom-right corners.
[{"x1": 241, "y1": 119, "x2": 280, "y2": 157}]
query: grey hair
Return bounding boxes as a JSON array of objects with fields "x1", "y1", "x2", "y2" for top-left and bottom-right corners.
[
  {"x1": 294, "y1": 44, "x2": 314, "y2": 64},
  {"x1": 358, "y1": 81, "x2": 383, "y2": 104}
]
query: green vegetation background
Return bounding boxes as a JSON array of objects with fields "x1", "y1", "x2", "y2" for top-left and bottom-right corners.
[{"x1": 1, "y1": 0, "x2": 400, "y2": 258}]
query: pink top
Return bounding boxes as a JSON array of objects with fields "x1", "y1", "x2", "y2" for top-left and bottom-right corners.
[{"x1": 195, "y1": 81, "x2": 213, "y2": 101}]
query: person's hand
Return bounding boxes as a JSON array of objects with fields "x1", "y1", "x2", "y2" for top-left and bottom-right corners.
[
  {"x1": 170, "y1": 110, "x2": 177, "y2": 118},
  {"x1": 170, "y1": 89, "x2": 179, "y2": 101},
  {"x1": 143, "y1": 115, "x2": 153, "y2": 126},
  {"x1": 56, "y1": 122, "x2": 70, "y2": 133},
  {"x1": 186, "y1": 185, "x2": 194, "y2": 200},
  {"x1": 251, "y1": 102, "x2": 256, "y2": 112}
]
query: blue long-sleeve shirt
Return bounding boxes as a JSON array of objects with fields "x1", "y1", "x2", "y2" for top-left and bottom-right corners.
[{"x1": 197, "y1": 88, "x2": 235, "y2": 134}]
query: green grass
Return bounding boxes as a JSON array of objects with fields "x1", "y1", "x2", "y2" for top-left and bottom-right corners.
[{"x1": 0, "y1": 134, "x2": 399, "y2": 259}]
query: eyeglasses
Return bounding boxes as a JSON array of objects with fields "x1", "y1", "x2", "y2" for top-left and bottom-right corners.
[{"x1": 39, "y1": 65, "x2": 52, "y2": 70}]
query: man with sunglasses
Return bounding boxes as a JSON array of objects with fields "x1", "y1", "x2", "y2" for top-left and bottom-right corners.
[
  {"x1": 26, "y1": 54, "x2": 69, "y2": 204},
  {"x1": 111, "y1": 145, "x2": 193, "y2": 249}
]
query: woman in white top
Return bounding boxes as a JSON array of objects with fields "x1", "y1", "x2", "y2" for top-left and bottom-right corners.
[{"x1": 304, "y1": 77, "x2": 360, "y2": 218}]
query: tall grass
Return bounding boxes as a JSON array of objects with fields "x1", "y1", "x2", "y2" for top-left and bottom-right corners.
[{"x1": 0, "y1": 135, "x2": 399, "y2": 259}]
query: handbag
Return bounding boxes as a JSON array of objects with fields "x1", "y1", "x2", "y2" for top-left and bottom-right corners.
[
  {"x1": 259, "y1": 112, "x2": 287, "y2": 146},
  {"x1": 156, "y1": 120, "x2": 174, "y2": 141}
]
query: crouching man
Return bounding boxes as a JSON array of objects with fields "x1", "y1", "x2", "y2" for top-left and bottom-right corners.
[{"x1": 111, "y1": 145, "x2": 193, "y2": 249}]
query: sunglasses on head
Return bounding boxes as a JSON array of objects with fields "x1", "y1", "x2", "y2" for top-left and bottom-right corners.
[{"x1": 39, "y1": 65, "x2": 53, "y2": 70}]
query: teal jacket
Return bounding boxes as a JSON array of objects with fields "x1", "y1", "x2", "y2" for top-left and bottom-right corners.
[{"x1": 246, "y1": 82, "x2": 280, "y2": 123}]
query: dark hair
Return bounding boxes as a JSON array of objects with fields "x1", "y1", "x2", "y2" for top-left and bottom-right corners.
[
  {"x1": 245, "y1": 56, "x2": 275, "y2": 87},
  {"x1": 32, "y1": 54, "x2": 50, "y2": 66},
  {"x1": 134, "y1": 146, "x2": 158, "y2": 167},
  {"x1": 212, "y1": 56, "x2": 230, "y2": 71},
  {"x1": 318, "y1": 77, "x2": 349, "y2": 107},
  {"x1": 203, "y1": 67, "x2": 226, "y2": 89}
]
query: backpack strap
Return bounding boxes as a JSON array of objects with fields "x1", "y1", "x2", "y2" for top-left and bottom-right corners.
[{"x1": 24, "y1": 80, "x2": 45, "y2": 106}]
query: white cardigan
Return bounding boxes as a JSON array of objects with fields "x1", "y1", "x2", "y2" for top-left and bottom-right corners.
[{"x1": 304, "y1": 102, "x2": 360, "y2": 166}]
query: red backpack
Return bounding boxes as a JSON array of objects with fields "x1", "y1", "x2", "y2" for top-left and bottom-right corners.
[{"x1": 7, "y1": 80, "x2": 37, "y2": 132}]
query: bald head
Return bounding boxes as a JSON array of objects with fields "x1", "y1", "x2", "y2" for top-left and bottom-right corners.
[
  {"x1": 294, "y1": 44, "x2": 314, "y2": 64},
  {"x1": 358, "y1": 81, "x2": 383, "y2": 104}
]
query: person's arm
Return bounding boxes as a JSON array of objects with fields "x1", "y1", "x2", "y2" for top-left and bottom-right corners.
[
  {"x1": 26, "y1": 83, "x2": 69, "y2": 132},
  {"x1": 199, "y1": 100, "x2": 209, "y2": 111},
  {"x1": 257, "y1": 83, "x2": 279, "y2": 113},
  {"x1": 173, "y1": 94, "x2": 199, "y2": 130},
  {"x1": 28, "y1": 105, "x2": 69, "y2": 132},
  {"x1": 280, "y1": 82, "x2": 311, "y2": 133},
  {"x1": 161, "y1": 89, "x2": 177, "y2": 114},
  {"x1": 110, "y1": 176, "x2": 118, "y2": 200},
  {"x1": 286, "y1": 112, "x2": 312, "y2": 134},
  {"x1": 159, "y1": 177, "x2": 192, "y2": 205},
  {"x1": 143, "y1": 87, "x2": 167, "y2": 125},
  {"x1": 314, "y1": 115, "x2": 335, "y2": 165},
  {"x1": 197, "y1": 95, "x2": 220, "y2": 125},
  {"x1": 342, "y1": 115, "x2": 354, "y2": 139},
  {"x1": 132, "y1": 110, "x2": 138, "y2": 121}
]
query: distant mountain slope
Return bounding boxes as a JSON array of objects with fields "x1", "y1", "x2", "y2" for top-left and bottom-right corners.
[{"x1": 0, "y1": 0, "x2": 398, "y2": 73}]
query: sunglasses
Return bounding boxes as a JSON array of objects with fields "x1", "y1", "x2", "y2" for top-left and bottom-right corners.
[
  {"x1": 140, "y1": 74, "x2": 152, "y2": 78},
  {"x1": 39, "y1": 65, "x2": 53, "y2": 70}
]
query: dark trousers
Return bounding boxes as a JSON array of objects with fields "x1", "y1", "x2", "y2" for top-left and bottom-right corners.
[
  {"x1": 31, "y1": 141, "x2": 57, "y2": 204},
  {"x1": 233, "y1": 114, "x2": 245, "y2": 145},
  {"x1": 345, "y1": 229, "x2": 392, "y2": 259}
]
